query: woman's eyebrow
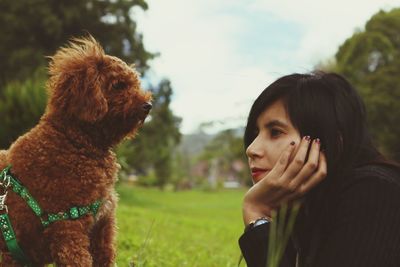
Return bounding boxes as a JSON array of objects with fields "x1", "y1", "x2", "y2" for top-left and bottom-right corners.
[{"x1": 264, "y1": 119, "x2": 289, "y2": 129}]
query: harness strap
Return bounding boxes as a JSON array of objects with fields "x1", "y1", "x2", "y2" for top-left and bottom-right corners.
[
  {"x1": 0, "y1": 214, "x2": 31, "y2": 266},
  {"x1": 3, "y1": 166, "x2": 102, "y2": 226},
  {"x1": 9, "y1": 173, "x2": 43, "y2": 217},
  {"x1": 0, "y1": 166, "x2": 102, "y2": 265},
  {"x1": 41, "y1": 200, "x2": 102, "y2": 227}
]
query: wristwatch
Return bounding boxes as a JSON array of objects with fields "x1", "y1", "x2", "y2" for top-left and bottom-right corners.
[{"x1": 244, "y1": 217, "x2": 270, "y2": 232}]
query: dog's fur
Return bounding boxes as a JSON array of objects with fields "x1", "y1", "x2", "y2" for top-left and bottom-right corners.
[{"x1": 0, "y1": 36, "x2": 152, "y2": 266}]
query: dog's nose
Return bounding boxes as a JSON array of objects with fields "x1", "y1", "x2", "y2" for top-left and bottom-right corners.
[{"x1": 142, "y1": 102, "x2": 152, "y2": 112}]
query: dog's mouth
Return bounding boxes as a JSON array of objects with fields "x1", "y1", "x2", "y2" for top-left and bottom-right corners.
[
  {"x1": 137, "y1": 110, "x2": 151, "y2": 126},
  {"x1": 138, "y1": 119, "x2": 145, "y2": 127},
  {"x1": 137, "y1": 114, "x2": 150, "y2": 126},
  {"x1": 122, "y1": 107, "x2": 150, "y2": 129}
]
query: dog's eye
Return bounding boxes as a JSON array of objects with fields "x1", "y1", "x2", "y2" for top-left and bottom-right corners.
[{"x1": 112, "y1": 81, "x2": 127, "y2": 90}]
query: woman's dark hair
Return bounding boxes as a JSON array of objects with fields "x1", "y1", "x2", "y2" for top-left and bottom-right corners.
[{"x1": 244, "y1": 71, "x2": 394, "y2": 177}]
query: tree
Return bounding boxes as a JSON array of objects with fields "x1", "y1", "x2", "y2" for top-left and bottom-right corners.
[
  {"x1": 0, "y1": 0, "x2": 155, "y2": 86},
  {"x1": 117, "y1": 79, "x2": 182, "y2": 188},
  {"x1": 331, "y1": 8, "x2": 400, "y2": 159},
  {"x1": 0, "y1": 71, "x2": 47, "y2": 148},
  {"x1": 199, "y1": 128, "x2": 250, "y2": 186},
  {"x1": 0, "y1": 0, "x2": 156, "y2": 148}
]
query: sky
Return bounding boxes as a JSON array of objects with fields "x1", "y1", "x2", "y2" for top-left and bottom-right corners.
[{"x1": 134, "y1": 0, "x2": 400, "y2": 134}]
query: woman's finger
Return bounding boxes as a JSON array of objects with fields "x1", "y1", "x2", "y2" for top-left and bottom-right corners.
[
  {"x1": 268, "y1": 141, "x2": 296, "y2": 177},
  {"x1": 287, "y1": 138, "x2": 321, "y2": 191},
  {"x1": 284, "y1": 150, "x2": 326, "y2": 202},
  {"x1": 280, "y1": 135, "x2": 311, "y2": 181},
  {"x1": 298, "y1": 151, "x2": 327, "y2": 195},
  {"x1": 266, "y1": 136, "x2": 312, "y2": 203}
]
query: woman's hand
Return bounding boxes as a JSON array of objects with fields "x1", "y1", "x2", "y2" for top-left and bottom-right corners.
[{"x1": 242, "y1": 137, "x2": 327, "y2": 225}]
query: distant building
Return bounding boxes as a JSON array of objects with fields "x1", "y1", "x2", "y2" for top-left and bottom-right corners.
[{"x1": 190, "y1": 158, "x2": 246, "y2": 189}]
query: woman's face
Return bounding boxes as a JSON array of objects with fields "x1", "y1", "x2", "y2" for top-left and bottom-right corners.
[{"x1": 246, "y1": 98, "x2": 301, "y2": 184}]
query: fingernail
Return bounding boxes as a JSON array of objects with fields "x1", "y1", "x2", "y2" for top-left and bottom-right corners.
[
  {"x1": 290, "y1": 141, "x2": 295, "y2": 146},
  {"x1": 304, "y1": 136, "x2": 311, "y2": 141},
  {"x1": 315, "y1": 138, "x2": 321, "y2": 144}
]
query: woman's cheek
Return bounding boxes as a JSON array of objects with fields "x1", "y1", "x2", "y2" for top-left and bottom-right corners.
[{"x1": 270, "y1": 139, "x2": 292, "y2": 166}]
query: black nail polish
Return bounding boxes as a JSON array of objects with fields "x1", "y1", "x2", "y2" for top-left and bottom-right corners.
[{"x1": 290, "y1": 141, "x2": 295, "y2": 145}]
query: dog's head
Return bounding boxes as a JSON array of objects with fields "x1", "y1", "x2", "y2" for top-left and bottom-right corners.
[{"x1": 46, "y1": 35, "x2": 152, "y2": 143}]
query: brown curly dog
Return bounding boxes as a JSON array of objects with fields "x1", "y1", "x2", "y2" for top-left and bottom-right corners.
[{"x1": 0, "y1": 36, "x2": 152, "y2": 266}]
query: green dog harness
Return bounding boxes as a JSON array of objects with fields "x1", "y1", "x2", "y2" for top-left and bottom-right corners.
[{"x1": 0, "y1": 166, "x2": 102, "y2": 266}]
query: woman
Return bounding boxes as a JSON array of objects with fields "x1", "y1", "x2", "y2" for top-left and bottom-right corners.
[{"x1": 239, "y1": 72, "x2": 400, "y2": 267}]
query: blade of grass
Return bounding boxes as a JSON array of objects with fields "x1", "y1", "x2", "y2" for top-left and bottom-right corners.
[
  {"x1": 276, "y1": 202, "x2": 301, "y2": 263},
  {"x1": 267, "y1": 202, "x2": 301, "y2": 267},
  {"x1": 274, "y1": 204, "x2": 288, "y2": 267},
  {"x1": 132, "y1": 219, "x2": 155, "y2": 267},
  {"x1": 267, "y1": 210, "x2": 278, "y2": 267}
]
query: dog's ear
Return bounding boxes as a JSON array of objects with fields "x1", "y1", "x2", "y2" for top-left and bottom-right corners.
[{"x1": 47, "y1": 35, "x2": 108, "y2": 123}]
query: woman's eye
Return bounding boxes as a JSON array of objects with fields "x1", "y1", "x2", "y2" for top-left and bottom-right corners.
[
  {"x1": 112, "y1": 81, "x2": 127, "y2": 90},
  {"x1": 270, "y1": 128, "x2": 283, "y2": 138}
]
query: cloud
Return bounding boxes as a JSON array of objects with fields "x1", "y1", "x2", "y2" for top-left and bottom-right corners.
[
  {"x1": 249, "y1": 0, "x2": 400, "y2": 65},
  {"x1": 135, "y1": 0, "x2": 276, "y2": 133},
  {"x1": 134, "y1": 0, "x2": 400, "y2": 134}
]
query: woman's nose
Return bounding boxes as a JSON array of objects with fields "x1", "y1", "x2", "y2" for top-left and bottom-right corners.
[{"x1": 246, "y1": 138, "x2": 264, "y2": 159}]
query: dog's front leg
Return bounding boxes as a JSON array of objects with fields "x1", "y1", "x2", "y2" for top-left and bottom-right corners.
[
  {"x1": 46, "y1": 220, "x2": 93, "y2": 267},
  {"x1": 0, "y1": 251, "x2": 24, "y2": 267},
  {"x1": 90, "y1": 214, "x2": 117, "y2": 267}
]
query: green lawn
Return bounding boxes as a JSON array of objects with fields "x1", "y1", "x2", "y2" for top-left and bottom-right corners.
[{"x1": 116, "y1": 184, "x2": 246, "y2": 267}]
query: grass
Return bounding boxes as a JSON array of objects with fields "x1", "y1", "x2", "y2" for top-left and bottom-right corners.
[{"x1": 116, "y1": 184, "x2": 246, "y2": 267}]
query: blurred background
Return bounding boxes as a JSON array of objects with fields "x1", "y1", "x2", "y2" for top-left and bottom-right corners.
[{"x1": 0, "y1": 0, "x2": 399, "y2": 266}]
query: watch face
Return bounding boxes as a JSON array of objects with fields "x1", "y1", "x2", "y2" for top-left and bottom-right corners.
[
  {"x1": 245, "y1": 217, "x2": 270, "y2": 232},
  {"x1": 254, "y1": 219, "x2": 269, "y2": 227}
]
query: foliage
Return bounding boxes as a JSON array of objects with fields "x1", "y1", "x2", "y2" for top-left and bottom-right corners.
[
  {"x1": 115, "y1": 184, "x2": 244, "y2": 267},
  {"x1": 0, "y1": 71, "x2": 47, "y2": 148},
  {"x1": 0, "y1": 0, "x2": 155, "y2": 86},
  {"x1": 332, "y1": 8, "x2": 400, "y2": 159},
  {"x1": 199, "y1": 129, "x2": 251, "y2": 185},
  {"x1": 0, "y1": 0, "x2": 158, "y2": 151},
  {"x1": 116, "y1": 79, "x2": 182, "y2": 188},
  {"x1": 267, "y1": 202, "x2": 301, "y2": 267}
]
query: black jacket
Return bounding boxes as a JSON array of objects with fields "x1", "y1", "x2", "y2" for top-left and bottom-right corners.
[{"x1": 239, "y1": 165, "x2": 400, "y2": 267}]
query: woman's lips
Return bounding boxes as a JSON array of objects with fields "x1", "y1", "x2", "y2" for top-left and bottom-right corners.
[{"x1": 251, "y1": 168, "x2": 270, "y2": 183}]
